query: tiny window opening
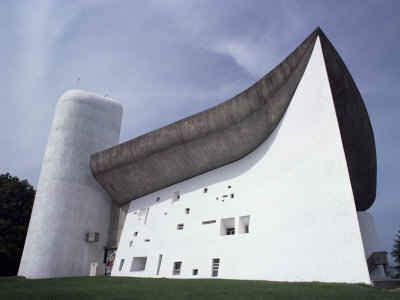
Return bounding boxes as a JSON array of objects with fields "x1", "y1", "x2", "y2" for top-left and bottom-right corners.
[
  {"x1": 172, "y1": 191, "x2": 180, "y2": 203},
  {"x1": 173, "y1": 262, "x2": 182, "y2": 275},
  {"x1": 119, "y1": 259, "x2": 125, "y2": 271},
  {"x1": 202, "y1": 220, "x2": 216, "y2": 225}
]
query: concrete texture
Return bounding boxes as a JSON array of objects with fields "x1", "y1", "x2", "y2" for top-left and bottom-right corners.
[
  {"x1": 112, "y1": 38, "x2": 370, "y2": 283},
  {"x1": 18, "y1": 90, "x2": 122, "y2": 278},
  {"x1": 90, "y1": 28, "x2": 319, "y2": 206},
  {"x1": 90, "y1": 28, "x2": 376, "y2": 212}
]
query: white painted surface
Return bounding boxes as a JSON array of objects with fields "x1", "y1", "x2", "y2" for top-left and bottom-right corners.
[
  {"x1": 357, "y1": 212, "x2": 385, "y2": 278},
  {"x1": 90, "y1": 263, "x2": 98, "y2": 276},
  {"x1": 18, "y1": 90, "x2": 122, "y2": 278},
  {"x1": 113, "y1": 38, "x2": 370, "y2": 283}
]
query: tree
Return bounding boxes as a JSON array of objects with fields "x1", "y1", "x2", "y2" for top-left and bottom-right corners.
[
  {"x1": 0, "y1": 173, "x2": 35, "y2": 276},
  {"x1": 391, "y1": 228, "x2": 400, "y2": 279}
]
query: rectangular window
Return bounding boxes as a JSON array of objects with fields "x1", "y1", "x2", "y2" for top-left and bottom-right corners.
[
  {"x1": 130, "y1": 257, "x2": 147, "y2": 272},
  {"x1": 185, "y1": 208, "x2": 190, "y2": 214},
  {"x1": 172, "y1": 191, "x2": 180, "y2": 203},
  {"x1": 138, "y1": 207, "x2": 149, "y2": 224},
  {"x1": 156, "y1": 197, "x2": 160, "y2": 202},
  {"x1": 203, "y1": 187, "x2": 208, "y2": 193},
  {"x1": 134, "y1": 232, "x2": 138, "y2": 236},
  {"x1": 193, "y1": 269, "x2": 198, "y2": 276},
  {"x1": 212, "y1": 259, "x2": 220, "y2": 277},
  {"x1": 173, "y1": 262, "x2": 182, "y2": 275},
  {"x1": 119, "y1": 259, "x2": 125, "y2": 271},
  {"x1": 220, "y1": 217, "x2": 235, "y2": 236},
  {"x1": 230, "y1": 193, "x2": 234, "y2": 198},
  {"x1": 239, "y1": 215, "x2": 250, "y2": 234},
  {"x1": 144, "y1": 239, "x2": 150, "y2": 242},
  {"x1": 156, "y1": 255, "x2": 163, "y2": 275},
  {"x1": 129, "y1": 241, "x2": 133, "y2": 247},
  {"x1": 177, "y1": 224, "x2": 184, "y2": 230},
  {"x1": 227, "y1": 185, "x2": 231, "y2": 189},
  {"x1": 202, "y1": 220, "x2": 216, "y2": 225}
]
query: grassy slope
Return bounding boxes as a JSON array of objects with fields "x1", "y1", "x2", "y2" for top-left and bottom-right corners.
[{"x1": 0, "y1": 277, "x2": 399, "y2": 300}]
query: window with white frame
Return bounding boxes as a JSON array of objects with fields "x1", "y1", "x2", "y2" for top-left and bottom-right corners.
[
  {"x1": 211, "y1": 259, "x2": 220, "y2": 277},
  {"x1": 130, "y1": 257, "x2": 147, "y2": 272},
  {"x1": 173, "y1": 262, "x2": 182, "y2": 275},
  {"x1": 239, "y1": 215, "x2": 250, "y2": 234},
  {"x1": 220, "y1": 217, "x2": 235, "y2": 236}
]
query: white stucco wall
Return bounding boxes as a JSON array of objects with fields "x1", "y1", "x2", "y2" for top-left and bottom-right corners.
[
  {"x1": 112, "y1": 38, "x2": 370, "y2": 283},
  {"x1": 18, "y1": 90, "x2": 122, "y2": 278}
]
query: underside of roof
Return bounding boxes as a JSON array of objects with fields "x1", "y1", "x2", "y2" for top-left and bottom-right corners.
[{"x1": 90, "y1": 28, "x2": 376, "y2": 211}]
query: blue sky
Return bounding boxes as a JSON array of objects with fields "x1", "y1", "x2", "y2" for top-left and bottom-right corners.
[{"x1": 1, "y1": 0, "x2": 399, "y2": 264}]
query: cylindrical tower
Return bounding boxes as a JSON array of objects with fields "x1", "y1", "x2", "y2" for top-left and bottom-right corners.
[{"x1": 18, "y1": 90, "x2": 123, "y2": 278}]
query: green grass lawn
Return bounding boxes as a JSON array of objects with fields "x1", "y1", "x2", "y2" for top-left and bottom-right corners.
[{"x1": 0, "y1": 276, "x2": 399, "y2": 300}]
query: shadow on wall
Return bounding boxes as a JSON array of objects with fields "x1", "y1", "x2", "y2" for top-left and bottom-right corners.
[{"x1": 127, "y1": 112, "x2": 284, "y2": 213}]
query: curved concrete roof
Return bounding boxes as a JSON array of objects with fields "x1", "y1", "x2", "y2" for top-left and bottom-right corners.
[{"x1": 90, "y1": 28, "x2": 376, "y2": 211}]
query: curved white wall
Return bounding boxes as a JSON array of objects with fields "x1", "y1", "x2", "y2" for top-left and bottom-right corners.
[
  {"x1": 113, "y1": 38, "x2": 371, "y2": 283},
  {"x1": 18, "y1": 90, "x2": 122, "y2": 278}
]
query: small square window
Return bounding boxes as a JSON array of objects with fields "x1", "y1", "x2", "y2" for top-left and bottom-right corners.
[
  {"x1": 227, "y1": 228, "x2": 235, "y2": 235},
  {"x1": 220, "y1": 217, "x2": 235, "y2": 236},
  {"x1": 185, "y1": 208, "x2": 190, "y2": 214},
  {"x1": 130, "y1": 257, "x2": 147, "y2": 272},
  {"x1": 193, "y1": 269, "x2": 198, "y2": 276},
  {"x1": 156, "y1": 197, "x2": 160, "y2": 202},
  {"x1": 203, "y1": 188, "x2": 208, "y2": 193},
  {"x1": 134, "y1": 232, "x2": 138, "y2": 237},
  {"x1": 230, "y1": 193, "x2": 234, "y2": 198},
  {"x1": 129, "y1": 241, "x2": 133, "y2": 247},
  {"x1": 239, "y1": 215, "x2": 250, "y2": 234},
  {"x1": 172, "y1": 191, "x2": 180, "y2": 203},
  {"x1": 177, "y1": 224, "x2": 184, "y2": 230},
  {"x1": 228, "y1": 185, "x2": 231, "y2": 189},
  {"x1": 173, "y1": 262, "x2": 182, "y2": 275}
]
